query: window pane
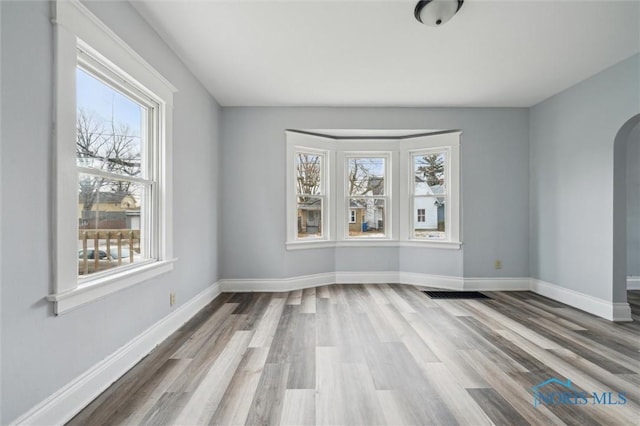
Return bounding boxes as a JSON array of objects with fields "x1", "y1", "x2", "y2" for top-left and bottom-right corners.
[
  {"x1": 413, "y1": 197, "x2": 445, "y2": 239},
  {"x1": 347, "y1": 157, "x2": 385, "y2": 196},
  {"x1": 414, "y1": 152, "x2": 446, "y2": 195},
  {"x1": 78, "y1": 174, "x2": 146, "y2": 276},
  {"x1": 76, "y1": 67, "x2": 144, "y2": 178},
  {"x1": 297, "y1": 196, "x2": 322, "y2": 239},
  {"x1": 296, "y1": 153, "x2": 322, "y2": 195},
  {"x1": 348, "y1": 198, "x2": 385, "y2": 237}
]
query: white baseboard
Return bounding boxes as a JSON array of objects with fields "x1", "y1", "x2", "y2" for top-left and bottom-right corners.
[
  {"x1": 336, "y1": 270, "x2": 400, "y2": 284},
  {"x1": 530, "y1": 279, "x2": 632, "y2": 322},
  {"x1": 220, "y1": 272, "x2": 531, "y2": 293},
  {"x1": 11, "y1": 282, "x2": 223, "y2": 426},
  {"x1": 220, "y1": 273, "x2": 631, "y2": 322},
  {"x1": 612, "y1": 303, "x2": 633, "y2": 322},
  {"x1": 628, "y1": 276, "x2": 640, "y2": 290},
  {"x1": 464, "y1": 277, "x2": 530, "y2": 291},
  {"x1": 400, "y1": 272, "x2": 464, "y2": 289},
  {"x1": 220, "y1": 273, "x2": 336, "y2": 292}
]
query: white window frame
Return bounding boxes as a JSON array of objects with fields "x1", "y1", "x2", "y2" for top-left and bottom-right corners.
[
  {"x1": 48, "y1": 0, "x2": 176, "y2": 314},
  {"x1": 399, "y1": 133, "x2": 461, "y2": 248},
  {"x1": 285, "y1": 130, "x2": 461, "y2": 250},
  {"x1": 349, "y1": 210, "x2": 357, "y2": 223},
  {"x1": 409, "y1": 148, "x2": 449, "y2": 241},
  {"x1": 286, "y1": 134, "x2": 334, "y2": 249},
  {"x1": 293, "y1": 149, "x2": 328, "y2": 241},
  {"x1": 340, "y1": 151, "x2": 392, "y2": 241}
]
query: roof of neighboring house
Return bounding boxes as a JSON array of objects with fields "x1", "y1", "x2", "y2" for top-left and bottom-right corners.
[
  {"x1": 298, "y1": 198, "x2": 321, "y2": 210},
  {"x1": 79, "y1": 191, "x2": 136, "y2": 204},
  {"x1": 349, "y1": 199, "x2": 384, "y2": 209}
]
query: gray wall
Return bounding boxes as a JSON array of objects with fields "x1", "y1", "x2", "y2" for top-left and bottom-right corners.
[
  {"x1": 628, "y1": 122, "x2": 640, "y2": 277},
  {"x1": 529, "y1": 54, "x2": 640, "y2": 302},
  {"x1": 0, "y1": 1, "x2": 221, "y2": 423},
  {"x1": 221, "y1": 107, "x2": 529, "y2": 280}
]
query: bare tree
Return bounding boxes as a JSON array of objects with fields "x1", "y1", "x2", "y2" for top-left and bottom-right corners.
[
  {"x1": 348, "y1": 158, "x2": 384, "y2": 196},
  {"x1": 296, "y1": 153, "x2": 321, "y2": 195},
  {"x1": 77, "y1": 109, "x2": 141, "y2": 219}
]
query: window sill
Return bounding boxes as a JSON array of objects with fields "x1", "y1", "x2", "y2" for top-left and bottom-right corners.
[
  {"x1": 47, "y1": 259, "x2": 176, "y2": 314},
  {"x1": 398, "y1": 241, "x2": 462, "y2": 249},
  {"x1": 286, "y1": 240, "x2": 336, "y2": 250},
  {"x1": 286, "y1": 240, "x2": 462, "y2": 250}
]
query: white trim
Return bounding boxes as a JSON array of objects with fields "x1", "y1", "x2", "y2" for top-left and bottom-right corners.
[
  {"x1": 398, "y1": 241, "x2": 462, "y2": 249},
  {"x1": 54, "y1": 0, "x2": 176, "y2": 98},
  {"x1": 12, "y1": 282, "x2": 222, "y2": 426},
  {"x1": 337, "y1": 271, "x2": 400, "y2": 284},
  {"x1": 529, "y1": 279, "x2": 632, "y2": 322},
  {"x1": 219, "y1": 272, "x2": 531, "y2": 293},
  {"x1": 219, "y1": 273, "x2": 630, "y2": 322},
  {"x1": 627, "y1": 276, "x2": 640, "y2": 290},
  {"x1": 52, "y1": 0, "x2": 175, "y2": 311},
  {"x1": 339, "y1": 151, "x2": 392, "y2": 241},
  {"x1": 336, "y1": 240, "x2": 409, "y2": 248},
  {"x1": 48, "y1": 259, "x2": 176, "y2": 314},
  {"x1": 612, "y1": 303, "x2": 633, "y2": 322},
  {"x1": 286, "y1": 240, "x2": 462, "y2": 250},
  {"x1": 286, "y1": 240, "x2": 336, "y2": 250},
  {"x1": 220, "y1": 273, "x2": 336, "y2": 293},
  {"x1": 401, "y1": 272, "x2": 464, "y2": 290},
  {"x1": 464, "y1": 277, "x2": 531, "y2": 291}
]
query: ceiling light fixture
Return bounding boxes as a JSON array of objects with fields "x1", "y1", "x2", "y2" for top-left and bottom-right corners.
[{"x1": 414, "y1": 0, "x2": 464, "y2": 27}]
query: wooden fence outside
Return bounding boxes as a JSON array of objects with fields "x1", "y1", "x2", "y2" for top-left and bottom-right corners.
[{"x1": 78, "y1": 229, "x2": 141, "y2": 275}]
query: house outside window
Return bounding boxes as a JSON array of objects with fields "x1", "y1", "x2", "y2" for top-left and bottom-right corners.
[
  {"x1": 346, "y1": 156, "x2": 388, "y2": 238},
  {"x1": 412, "y1": 151, "x2": 447, "y2": 240}
]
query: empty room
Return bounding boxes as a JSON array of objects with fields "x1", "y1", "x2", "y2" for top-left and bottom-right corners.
[{"x1": 1, "y1": 0, "x2": 639, "y2": 424}]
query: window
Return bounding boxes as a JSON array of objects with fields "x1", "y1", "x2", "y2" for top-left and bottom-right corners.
[
  {"x1": 295, "y1": 152, "x2": 325, "y2": 239},
  {"x1": 76, "y1": 59, "x2": 156, "y2": 277},
  {"x1": 411, "y1": 150, "x2": 447, "y2": 240},
  {"x1": 346, "y1": 156, "x2": 388, "y2": 238},
  {"x1": 286, "y1": 130, "x2": 461, "y2": 249},
  {"x1": 49, "y1": 1, "x2": 176, "y2": 314}
]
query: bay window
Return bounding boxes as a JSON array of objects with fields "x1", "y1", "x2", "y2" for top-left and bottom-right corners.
[{"x1": 286, "y1": 129, "x2": 461, "y2": 249}]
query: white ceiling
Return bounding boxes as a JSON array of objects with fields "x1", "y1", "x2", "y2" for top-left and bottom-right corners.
[{"x1": 133, "y1": 0, "x2": 640, "y2": 107}]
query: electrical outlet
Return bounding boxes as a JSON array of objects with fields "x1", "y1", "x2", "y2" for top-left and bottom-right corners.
[
  {"x1": 495, "y1": 260, "x2": 502, "y2": 270},
  {"x1": 170, "y1": 292, "x2": 176, "y2": 307}
]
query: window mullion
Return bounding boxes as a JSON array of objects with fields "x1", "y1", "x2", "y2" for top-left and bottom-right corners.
[{"x1": 78, "y1": 167, "x2": 153, "y2": 185}]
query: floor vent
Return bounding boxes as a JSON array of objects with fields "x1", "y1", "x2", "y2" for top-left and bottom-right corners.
[{"x1": 423, "y1": 291, "x2": 491, "y2": 300}]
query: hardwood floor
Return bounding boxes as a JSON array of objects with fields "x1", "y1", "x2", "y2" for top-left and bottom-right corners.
[{"x1": 68, "y1": 286, "x2": 640, "y2": 425}]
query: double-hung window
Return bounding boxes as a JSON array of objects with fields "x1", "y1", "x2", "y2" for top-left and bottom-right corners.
[
  {"x1": 49, "y1": 1, "x2": 175, "y2": 314},
  {"x1": 411, "y1": 150, "x2": 448, "y2": 240},
  {"x1": 76, "y1": 52, "x2": 158, "y2": 276},
  {"x1": 295, "y1": 151, "x2": 326, "y2": 240},
  {"x1": 345, "y1": 155, "x2": 389, "y2": 239}
]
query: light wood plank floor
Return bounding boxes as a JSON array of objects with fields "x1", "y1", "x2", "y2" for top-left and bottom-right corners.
[{"x1": 69, "y1": 286, "x2": 640, "y2": 425}]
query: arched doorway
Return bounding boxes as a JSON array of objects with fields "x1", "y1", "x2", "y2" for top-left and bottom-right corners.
[{"x1": 613, "y1": 113, "x2": 640, "y2": 321}]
